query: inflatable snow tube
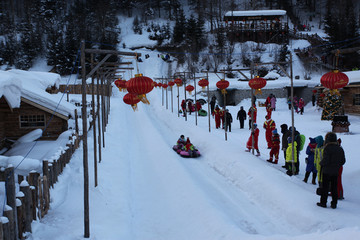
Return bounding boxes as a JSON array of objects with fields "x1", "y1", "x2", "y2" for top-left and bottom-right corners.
[
  {"x1": 198, "y1": 109, "x2": 207, "y2": 116},
  {"x1": 179, "y1": 150, "x2": 201, "y2": 158}
]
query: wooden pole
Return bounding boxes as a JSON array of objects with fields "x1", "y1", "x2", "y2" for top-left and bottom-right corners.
[
  {"x1": 91, "y1": 55, "x2": 98, "y2": 187},
  {"x1": 81, "y1": 40, "x2": 90, "y2": 238},
  {"x1": 290, "y1": 53, "x2": 295, "y2": 175},
  {"x1": 184, "y1": 75, "x2": 187, "y2": 121},
  {"x1": 101, "y1": 74, "x2": 105, "y2": 148},
  {"x1": 97, "y1": 72, "x2": 102, "y2": 163},
  {"x1": 207, "y1": 72, "x2": 211, "y2": 132},
  {"x1": 177, "y1": 85, "x2": 180, "y2": 117},
  {"x1": 194, "y1": 74, "x2": 198, "y2": 126}
]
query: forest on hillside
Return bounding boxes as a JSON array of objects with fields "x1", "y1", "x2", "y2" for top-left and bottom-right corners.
[{"x1": 0, "y1": 0, "x2": 359, "y2": 75}]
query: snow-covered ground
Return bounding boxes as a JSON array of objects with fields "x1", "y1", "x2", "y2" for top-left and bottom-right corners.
[{"x1": 28, "y1": 66, "x2": 360, "y2": 239}]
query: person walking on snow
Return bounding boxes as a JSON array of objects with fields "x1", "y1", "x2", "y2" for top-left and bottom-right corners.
[
  {"x1": 303, "y1": 137, "x2": 318, "y2": 184},
  {"x1": 246, "y1": 123, "x2": 260, "y2": 156},
  {"x1": 224, "y1": 109, "x2": 233, "y2": 132},
  {"x1": 212, "y1": 105, "x2": 222, "y2": 129},
  {"x1": 267, "y1": 129, "x2": 280, "y2": 164},
  {"x1": 298, "y1": 98, "x2": 305, "y2": 114},
  {"x1": 236, "y1": 106, "x2": 247, "y2": 129},
  {"x1": 263, "y1": 115, "x2": 276, "y2": 149}
]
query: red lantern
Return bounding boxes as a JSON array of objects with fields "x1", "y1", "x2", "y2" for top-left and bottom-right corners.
[
  {"x1": 320, "y1": 70, "x2": 349, "y2": 90},
  {"x1": 185, "y1": 85, "x2": 195, "y2": 95},
  {"x1": 114, "y1": 79, "x2": 122, "y2": 88},
  {"x1": 123, "y1": 93, "x2": 140, "y2": 111},
  {"x1": 174, "y1": 78, "x2": 183, "y2": 86},
  {"x1": 162, "y1": 83, "x2": 168, "y2": 89},
  {"x1": 114, "y1": 79, "x2": 127, "y2": 91},
  {"x1": 216, "y1": 79, "x2": 229, "y2": 94},
  {"x1": 198, "y1": 78, "x2": 209, "y2": 90},
  {"x1": 126, "y1": 73, "x2": 154, "y2": 104},
  {"x1": 168, "y1": 81, "x2": 175, "y2": 89},
  {"x1": 158, "y1": 83, "x2": 163, "y2": 88},
  {"x1": 249, "y1": 76, "x2": 267, "y2": 95}
]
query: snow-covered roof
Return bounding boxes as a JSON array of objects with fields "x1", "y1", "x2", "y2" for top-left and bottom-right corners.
[
  {"x1": 344, "y1": 70, "x2": 360, "y2": 85},
  {"x1": 0, "y1": 70, "x2": 75, "y2": 118},
  {"x1": 225, "y1": 10, "x2": 286, "y2": 17}
]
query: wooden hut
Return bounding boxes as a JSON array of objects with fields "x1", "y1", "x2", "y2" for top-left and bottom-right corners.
[{"x1": 223, "y1": 10, "x2": 289, "y2": 44}]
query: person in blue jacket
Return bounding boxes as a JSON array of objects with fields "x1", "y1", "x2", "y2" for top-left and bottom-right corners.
[{"x1": 303, "y1": 137, "x2": 317, "y2": 184}]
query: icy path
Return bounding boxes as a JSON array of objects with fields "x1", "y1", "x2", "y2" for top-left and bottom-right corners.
[{"x1": 30, "y1": 91, "x2": 360, "y2": 240}]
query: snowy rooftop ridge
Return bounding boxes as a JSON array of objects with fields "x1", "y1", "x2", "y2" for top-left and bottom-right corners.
[
  {"x1": 224, "y1": 10, "x2": 287, "y2": 17},
  {"x1": 0, "y1": 69, "x2": 75, "y2": 118}
]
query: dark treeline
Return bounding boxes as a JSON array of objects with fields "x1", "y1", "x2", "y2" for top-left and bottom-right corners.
[{"x1": 0, "y1": 0, "x2": 358, "y2": 75}]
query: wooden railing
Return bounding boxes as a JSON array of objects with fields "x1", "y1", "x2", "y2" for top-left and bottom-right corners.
[{"x1": 0, "y1": 133, "x2": 80, "y2": 240}]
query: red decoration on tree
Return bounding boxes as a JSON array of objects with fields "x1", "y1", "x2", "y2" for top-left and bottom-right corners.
[
  {"x1": 185, "y1": 85, "x2": 195, "y2": 95},
  {"x1": 216, "y1": 79, "x2": 229, "y2": 94},
  {"x1": 320, "y1": 70, "x2": 349, "y2": 90},
  {"x1": 126, "y1": 73, "x2": 154, "y2": 104},
  {"x1": 249, "y1": 76, "x2": 266, "y2": 95},
  {"x1": 320, "y1": 93, "x2": 325, "y2": 98},
  {"x1": 123, "y1": 93, "x2": 140, "y2": 111},
  {"x1": 312, "y1": 89, "x2": 317, "y2": 93},
  {"x1": 198, "y1": 78, "x2": 209, "y2": 90},
  {"x1": 174, "y1": 78, "x2": 183, "y2": 86}
]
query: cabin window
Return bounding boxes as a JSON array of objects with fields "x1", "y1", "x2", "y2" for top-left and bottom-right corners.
[{"x1": 20, "y1": 115, "x2": 45, "y2": 128}]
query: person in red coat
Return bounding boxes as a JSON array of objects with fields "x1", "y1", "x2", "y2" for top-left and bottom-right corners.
[
  {"x1": 246, "y1": 123, "x2": 260, "y2": 156},
  {"x1": 195, "y1": 100, "x2": 202, "y2": 111},
  {"x1": 212, "y1": 105, "x2": 222, "y2": 129},
  {"x1": 181, "y1": 99, "x2": 186, "y2": 117},
  {"x1": 263, "y1": 115, "x2": 276, "y2": 149},
  {"x1": 267, "y1": 129, "x2": 280, "y2": 164}
]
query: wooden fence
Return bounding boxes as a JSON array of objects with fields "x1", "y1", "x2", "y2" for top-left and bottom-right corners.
[{"x1": 0, "y1": 133, "x2": 80, "y2": 240}]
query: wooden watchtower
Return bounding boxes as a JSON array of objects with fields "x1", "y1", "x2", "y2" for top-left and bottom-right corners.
[{"x1": 223, "y1": 10, "x2": 289, "y2": 44}]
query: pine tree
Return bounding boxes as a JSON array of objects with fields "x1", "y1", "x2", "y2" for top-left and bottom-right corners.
[{"x1": 172, "y1": 9, "x2": 186, "y2": 45}]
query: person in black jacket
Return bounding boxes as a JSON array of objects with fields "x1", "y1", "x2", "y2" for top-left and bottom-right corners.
[
  {"x1": 289, "y1": 126, "x2": 301, "y2": 175},
  {"x1": 280, "y1": 124, "x2": 291, "y2": 168},
  {"x1": 236, "y1": 106, "x2": 247, "y2": 129},
  {"x1": 317, "y1": 132, "x2": 346, "y2": 209},
  {"x1": 224, "y1": 109, "x2": 233, "y2": 132}
]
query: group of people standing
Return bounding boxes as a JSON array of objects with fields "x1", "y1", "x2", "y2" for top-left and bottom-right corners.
[
  {"x1": 287, "y1": 95, "x2": 305, "y2": 114},
  {"x1": 208, "y1": 95, "x2": 346, "y2": 209}
]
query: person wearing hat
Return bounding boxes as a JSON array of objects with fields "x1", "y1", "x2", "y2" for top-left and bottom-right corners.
[
  {"x1": 263, "y1": 115, "x2": 276, "y2": 149},
  {"x1": 212, "y1": 105, "x2": 222, "y2": 129},
  {"x1": 304, "y1": 137, "x2": 318, "y2": 184},
  {"x1": 267, "y1": 129, "x2": 280, "y2": 164},
  {"x1": 317, "y1": 132, "x2": 346, "y2": 209},
  {"x1": 246, "y1": 123, "x2": 260, "y2": 156}
]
